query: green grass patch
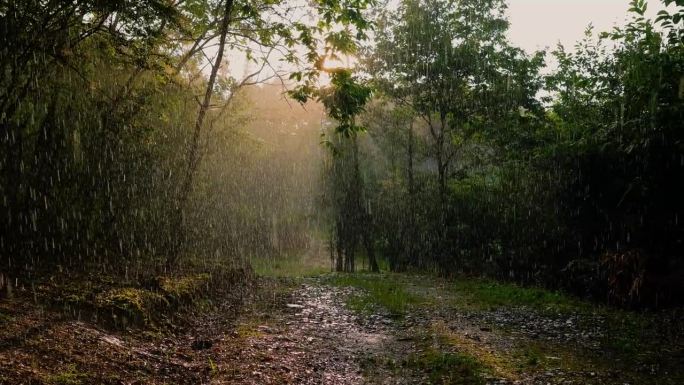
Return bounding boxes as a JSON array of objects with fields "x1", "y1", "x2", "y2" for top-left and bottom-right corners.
[
  {"x1": 46, "y1": 365, "x2": 86, "y2": 385},
  {"x1": 404, "y1": 349, "x2": 485, "y2": 385},
  {"x1": 449, "y1": 277, "x2": 589, "y2": 313},
  {"x1": 328, "y1": 273, "x2": 423, "y2": 316},
  {"x1": 249, "y1": 254, "x2": 330, "y2": 278}
]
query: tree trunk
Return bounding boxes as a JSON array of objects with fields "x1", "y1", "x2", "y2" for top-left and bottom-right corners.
[
  {"x1": 363, "y1": 231, "x2": 379, "y2": 273},
  {"x1": 436, "y1": 112, "x2": 450, "y2": 273},
  {"x1": 169, "y1": 0, "x2": 234, "y2": 266},
  {"x1": 335, "y1": 222, "x2": 344, "y2": 272},
  {"x1": 406, "y1": 118, "x2": 417, "y2": 266},
  {"x1": 437, "y1": 112, "x2": 449, "y2": 212},
  {"x1": 0, "y1": 273, "x2": 12, "y2": 299}
]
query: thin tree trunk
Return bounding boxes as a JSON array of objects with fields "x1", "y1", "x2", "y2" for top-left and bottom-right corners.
[
  {"x1": 406, "y1": 118, "x2": 416, "y2": 266},
  {"x1": 350, "y1": 133, "x2": 362, "y2": 274},
  {"x1": 364, "y1": 232, "x2": 379, "y2": 273},
  {"x1": 436, "y1": 111, "x2": 450, "y2": 273},
  {"x1": 407, "y1": 119, "x2": 415, "y2": 198},
  {"x1": 0, "y1": 273, "x2": 12, "y2": 299},
  {"x1": 169, "y1": 0, "x2": 234, "y2": 265},
  {"x1": 335, "y1": 222, "x2": 344, "y2": 272}
]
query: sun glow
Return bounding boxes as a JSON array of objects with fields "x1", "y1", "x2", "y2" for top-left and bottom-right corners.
[
  {"x1": 319, "y1": 54, "x2": 357, "y2": 86},
  {"x1": 321, "y1": 56, "x2": 352, "y2": 71}
]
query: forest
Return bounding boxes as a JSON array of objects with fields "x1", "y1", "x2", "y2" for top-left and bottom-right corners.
[{"x1": 0, "y1": 0, "x2": 683, "y2": 384}]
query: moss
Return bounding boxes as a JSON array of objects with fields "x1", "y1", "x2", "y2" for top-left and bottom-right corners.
[
  {"x1": 48, "y1": 282, "x2": 93, "y2": 308},
  {"x1": 45, "y1": 365, "x2": 86, "y2": 385},
  {"x1": 95, "y1": 287, "x2": 169, "y2": 322},
  {"x1": 158, "y1": 273, "x2": 210, "y2": 299}
]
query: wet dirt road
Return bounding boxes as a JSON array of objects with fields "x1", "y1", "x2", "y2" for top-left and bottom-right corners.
[{"x1": 214, "y1": 283, "x2": 402, "y2": 385}]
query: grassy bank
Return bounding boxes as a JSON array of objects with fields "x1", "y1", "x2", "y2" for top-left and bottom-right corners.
[{"x1": 326, "y1": 271, "x2": 683, "y2": 385}]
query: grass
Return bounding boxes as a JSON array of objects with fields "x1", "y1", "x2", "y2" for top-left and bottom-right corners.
[
  {"x1": 326, "y1": 270, "x2": 681, "y2": 383},
  {"x1": 234, "y1": 321, "x2": 266, "y2": 339},
  {"x1": 46, "y1": 365, "x2": 86, "y2": 385},
  {"x1": 446, "y1": 278, "x2": 666, "y2": 361},
  {"x1": 324, "y1": 268, "x2": 665, "y2": 350},
  {"x1": 326, "y1": 270, "x2": 587, "y2": 318},
  {"x1": 448, "y1": 277, "x2": 589, "y2": 313},
  {"x1": 404, "y1": 349, "x2": 486, "y2": 385},
  {"x1": 358, "y1": 333, "x2": 487, "y2": 385},
  {"x1": 248, "y1": 253, "x2": 680, "y2": 384},
  {"x1": 327, "y1": 273, "x2": 422, "y2": 316},
  {"x1": 249, "y1": 253, "x2": 330, "y2": 278},
  {"x1": 429, "y1": 320, "x2": 519, "y2": 380}
]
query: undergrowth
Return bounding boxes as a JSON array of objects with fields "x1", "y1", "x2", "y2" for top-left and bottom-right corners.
[
  {"x1": 448, "y1": 277, "x2": 590, "y2": 313},
  {"x1": 250, "y1": 254, "x2": 330, "y2": 278},
  {"x1": 327, "y1": 273, "x2": 421, "y2": 317},
  {"x1": 404, "y1": 349, "x2": 485, "y2": 385}
]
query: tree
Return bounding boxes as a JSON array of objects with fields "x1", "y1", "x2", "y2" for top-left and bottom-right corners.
[
  {"x1": 367, "y1": 0, "x2": 543, "y2": 272},
  {"x1": 542, "y1": 0, "x2": 684, "y2": 305},
  {"x1": 360, "y1": 100, "x2": 420, "y2": 270},
  {"x1": 0, "y1": 0, "x2": 376, "y2": 273},
  {"x1": 166, "y1": 0, "x2": 377, "y2": 263},
  {"x1": 319, "y1": 69, "x2": 375, "y2": 272}
]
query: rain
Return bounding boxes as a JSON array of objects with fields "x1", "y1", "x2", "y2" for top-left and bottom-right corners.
[{"x1": 0, "y1": 0, "x2": 683, "y2": 384}]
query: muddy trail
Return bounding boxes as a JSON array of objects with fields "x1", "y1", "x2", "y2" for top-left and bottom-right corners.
[
  {"x1": 1, "y1": 274, "x2": 682, "y2": 384},
  {"x1": 234, "y1": 276, "x2": 683, "y2": 385},
  {"x1": 217, "y1": 281, "x2": 398, "y2": 384}
]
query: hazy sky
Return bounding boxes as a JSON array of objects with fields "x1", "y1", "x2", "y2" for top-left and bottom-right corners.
[
  {"x1": 227, "y1": 0, "x2": 675, "y2": 82},
  {"x1": 507, "y1": 0, "x2": 670, "y2": 53}
]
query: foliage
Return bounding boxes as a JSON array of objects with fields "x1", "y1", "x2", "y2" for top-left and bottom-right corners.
[
  {"x1": 0, "y1": 0, "x2": 374, "y2": 274},
  {"x1": 318, "y1": 70, "x2": 373, "y2": 136},
  {"x1": 348, "y1": 0, "x2": 684, "y2": 308},
  {"x1": 363, "y1": 0, "x2": 547, "y2": 273},
  {"x1": 2, "y1": 0, "x2": 682, "y2": 311}
]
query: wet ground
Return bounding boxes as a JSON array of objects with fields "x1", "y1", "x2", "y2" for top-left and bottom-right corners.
[
  {"x1": 1, "y1": 275, "x2": 682, "y2": 384},
  {"x1": 216, "y1": 283, "x2": 392, "y2": 384},
  {"x1": 212, "y1": 276, "x2": 683, "y2": 385}
]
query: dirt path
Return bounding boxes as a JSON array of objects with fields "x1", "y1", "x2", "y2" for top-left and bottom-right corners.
[
  {"x1": 1, "y1": 274, "x2": 681, "y2": 384},
  {"x1": 213, "y1": 281, "x2": 411, "y2": 384},
  {"x1": 220, "y1": 276, "x2": 682, "y2": 385},
  {"x1": 0, "y1": 278, "x2": 411, "y2": 385}
]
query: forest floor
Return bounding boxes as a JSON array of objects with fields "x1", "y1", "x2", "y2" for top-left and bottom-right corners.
[{"x1": 1, "y1": 255, "x2": 682, "y2": 385}]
